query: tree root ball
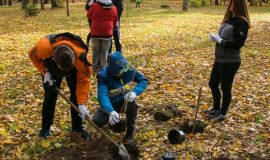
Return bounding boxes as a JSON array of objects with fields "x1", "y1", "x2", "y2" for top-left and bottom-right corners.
[
  {"x1": 154, "y1": 104, "x2": 183, "y2": 122},
  {"x1": 179, "y1": 120, "x2": 207, "y2": 134},
  {"x1": 43, "y1": 139, "x2": 140, "y2": 160}
]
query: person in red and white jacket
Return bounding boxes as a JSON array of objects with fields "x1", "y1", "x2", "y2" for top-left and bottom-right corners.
[{"x1": 87, "y1": 0, "x2": 118, "y2": 74}]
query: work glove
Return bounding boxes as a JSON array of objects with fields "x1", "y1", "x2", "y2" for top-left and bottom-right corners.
[
  {"x1": 124, "y1": 92, "x2": 136, "y2": 102},
  {"x1": 109, "y1": 111, "x2": 120, "y2": 126},
  {"x1": 209, "y1": 33, "x2": 222, "y2": 44},
  {"x1": 44, "y1": 72, "x2": 54, "y2": 86},
  {"x1": 78, "y1": 105, "x2": 90, "y2": 120},
  {"x1": 88, "y1": 0, "x2": 94, "y2": 6}
]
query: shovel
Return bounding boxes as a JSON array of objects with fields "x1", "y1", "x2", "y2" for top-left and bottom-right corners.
[
  {"x1": 52, "y1": 86, "x2": 131, "y2": 160},
  {"x1": 192, "y1": 87, "x2": 202, "y2": 133}
]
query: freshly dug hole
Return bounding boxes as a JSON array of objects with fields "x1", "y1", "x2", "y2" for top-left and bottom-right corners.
[
  {"x1": 154, "y1": 104, "x2": 183, "y2": 122},
  {"x1": 42, "y1": 139, "x2": 140, "y2": 160}
]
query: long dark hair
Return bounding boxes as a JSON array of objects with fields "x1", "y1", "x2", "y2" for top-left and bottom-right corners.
[{"x1": 222, "y1": 0, "x2": 250, "y2": 28}]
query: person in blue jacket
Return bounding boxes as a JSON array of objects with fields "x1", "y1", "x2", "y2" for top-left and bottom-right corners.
[{"x1": 92, "y1": 52, "x2": 148, "y2": 144}]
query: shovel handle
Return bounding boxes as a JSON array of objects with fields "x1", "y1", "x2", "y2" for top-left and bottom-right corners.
[{"x1": 192, "y1": 87, "x2": 202, "y2": 133}]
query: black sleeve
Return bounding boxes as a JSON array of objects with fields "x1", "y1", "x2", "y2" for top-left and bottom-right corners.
[
  {"x1": 221, "y1": 19, "x2": 249, "y2": 50},
  {"x1": 113, "y1": 0, "x2": 123, "y2": 18}
]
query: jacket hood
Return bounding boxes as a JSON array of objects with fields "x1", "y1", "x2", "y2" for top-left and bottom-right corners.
[
  {"x1": 97, "y1": 0, "x2": 113, "y2": 8},
  {"x1": 108, "y1": 52, "x2": 130, "y2": 76}
]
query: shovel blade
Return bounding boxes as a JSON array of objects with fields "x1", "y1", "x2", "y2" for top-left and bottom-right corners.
[{"x1": 118, "y1": 143, "x2": 130, "y2": 160}]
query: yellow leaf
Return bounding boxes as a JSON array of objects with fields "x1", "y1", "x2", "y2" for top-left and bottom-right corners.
[
  {"x1": 0, "y1": 127, "x2": 8, "y2": 136},
  {"x1": 40, "y1": 140, "x2": 50, "y2": 148},
  {"x1": 55, "y1": 143, "x2": 62, "y2": 148}
]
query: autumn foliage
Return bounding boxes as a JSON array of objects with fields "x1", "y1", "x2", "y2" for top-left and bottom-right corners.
[{"x1": 0, "y1": 1, "x2": 269, "y2": 159}]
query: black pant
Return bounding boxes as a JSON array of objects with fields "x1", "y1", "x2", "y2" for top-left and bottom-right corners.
[
  {"x1": 42, "y1": 75, "x2": 82, "y2": 131},
  {"x1": 108, "y1": 20, "x2": 122, "y2": 54},
  {"x1": 209, "y1": 61, "x2": 240, "y2": 115},
  {"x1": 136, "y1": 2, "x2": 141, "y2": 8},
  {"x1": 92, "y1": 100, "x2": 138, "y2": 134}
]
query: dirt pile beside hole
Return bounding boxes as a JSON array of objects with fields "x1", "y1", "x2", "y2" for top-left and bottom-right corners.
[
  {"x1": 154, "y1": 104, "x2": 183, "y2": 122},
  {"x1": 43, "y1": 139, "x2": 140, "y2": 160}
]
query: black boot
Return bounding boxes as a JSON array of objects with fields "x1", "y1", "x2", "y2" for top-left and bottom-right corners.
[
  {"x1": 72, "y1": 128, "x2": 92, "y2": 141},
  {"x1": 123, "y1": 130, "x2": 135, "y2": 144}
]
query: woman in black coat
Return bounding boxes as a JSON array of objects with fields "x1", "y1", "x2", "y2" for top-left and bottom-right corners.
[{"x1": 206, "y1": 0, "x2": 250, "y2": 121}]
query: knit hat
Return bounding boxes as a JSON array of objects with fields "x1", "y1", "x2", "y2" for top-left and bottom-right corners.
[{"x1": 97, "y1": 0, "x2": 113, "y2": 8}]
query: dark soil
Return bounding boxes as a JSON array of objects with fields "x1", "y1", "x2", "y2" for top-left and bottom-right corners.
[
  {"x1": 42, "y1": 139, "x2": 140, "y2": 160},
  {"x1": 109, "y1": 120, "x2": 127, "y2": 133},
  {"x1": 154, "y1": 104, "x2": 183, "y2": 122},
  {"x1": 179, "y1": 120, "x2": 207, "y2": 134}
]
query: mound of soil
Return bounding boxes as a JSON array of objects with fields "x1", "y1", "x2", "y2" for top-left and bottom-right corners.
[
  {"x1": 43, "y1": 139, "x2": 139, "y2": 160},
  {"x1": 179, "y1": 120, "x2": 207, "y2": 134},
  {"x1": 154, "y1": 104, "x2": 183, "y2": 122}
]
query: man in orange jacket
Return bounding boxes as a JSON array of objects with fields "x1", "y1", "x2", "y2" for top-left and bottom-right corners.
[{"x1": 29, "y1": 32, "x2": 92, "y2": 140}]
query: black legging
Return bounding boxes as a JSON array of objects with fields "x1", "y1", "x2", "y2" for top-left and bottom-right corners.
[
  {"x1": 42, "y1": 75, "x2": 82, "y2": 131},
  {"x1": 209, "y1": 61, "x2": 240, "y2": 115}
]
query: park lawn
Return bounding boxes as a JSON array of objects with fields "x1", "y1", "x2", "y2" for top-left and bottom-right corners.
[{"x1": 0, "y1": 1, "x2": 269, "y2": 159}]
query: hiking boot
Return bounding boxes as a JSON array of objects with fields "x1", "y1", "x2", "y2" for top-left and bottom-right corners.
[
  {"x1": 39, "y1": 129, "x2": 51, "y2": 138},
  {"x1": 72, "y1": 128, "x2": 92, "y2": 141},
  {"x1": 212, "y1": 114, "x2": 227, "y2": 121},
  {"x1": 123, "y1": 132, "x2": 135, "y2": 144},
  {"x1": 204, "y1": 108, "x2": 220, "y2": 115}
]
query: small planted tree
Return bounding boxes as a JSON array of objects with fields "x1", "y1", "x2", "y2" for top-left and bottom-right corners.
[{"x1": 24, "y1": 4, "x2": 40, "y2": 16}]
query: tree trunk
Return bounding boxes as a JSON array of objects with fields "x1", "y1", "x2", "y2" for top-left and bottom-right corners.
[
  {"x1": 66, "y1": 0, "x2": 70, "y2": 16},
  {"x1": 44, "y1": 0, "x2": 48, "y2": 3},
  {"x1": 21, "y1": 0, "x2": 28, "y2": 8},
  {"x1": 183, "y1": 0, "x2": 189, "y2": 11},
  {"x1": 33, "y1": 0, "x2": 38, "y2": 3},
  {"x1": 51, "y1": 0, "x2": 59, "y2": 8},
  {"x1": 3, "y1": 0, "x2": 6, "y2": 5},
  {"x1": 72, "y1": 0, "x2": 74, "y2": 3},
  {"x1": 215, "y1": 0, "x2": 219, "y2": 5},
  {"x1": 0, "y1": 0, "x2": 3, "y2": 6},
  {"x1": 8, "y1": 0, "x2": 11, "y2": 5},
  {"x1": 249, "y1": 0, "x2": 257, "y2": 6},
  {"x1": 40, "y1": 0, "x2": 45, "y2": 9}
]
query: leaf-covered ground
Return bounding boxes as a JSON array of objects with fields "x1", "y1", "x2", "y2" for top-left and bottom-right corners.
[{"x1": 0, "y1": 1, "x2": 269, "y2": 159}]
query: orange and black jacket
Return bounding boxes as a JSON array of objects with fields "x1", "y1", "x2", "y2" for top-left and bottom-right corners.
[{"x1": 29, "y1": 32, "x2": 92, "y2": 105}]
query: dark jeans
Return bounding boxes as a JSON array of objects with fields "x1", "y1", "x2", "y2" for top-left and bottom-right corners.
[
  {"x1": 136, "y1": 2, "x2": 141, "y2": 8},
  {"x1": 209, "y1": 61, "x2": 240, "y2": 115},
  {"x1": 92, "y1": 100, "x2": 138, "y2": 134},
  {"x1": 108, "y1": 21, "x2": 122, "y2": 54},
  {"x1": 42, "y1": 75, "x2": 82, "y2": 131},
  {"x1": 86, "y1": 19, "x2": 92, "y2": 45}
]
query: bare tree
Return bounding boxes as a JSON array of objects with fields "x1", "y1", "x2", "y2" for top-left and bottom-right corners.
[
  {"x1": 183, "y1": 0, "x2": 189, "y2": 11},
  {"x1": 51, "y1": 0, "x2": 59, "y2": 8},
  {"x1": 66, "y1": 0, "x2": 70, "y2": 16},
  {"x1": 40, "y1": 0, "x2": 45, "y2": 9},
  {"x1": 22, "y1": 0, "x2": 28, "y2": 8}
]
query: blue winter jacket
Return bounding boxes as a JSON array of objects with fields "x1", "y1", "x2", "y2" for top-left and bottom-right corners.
[{"x1": 97, "y1": 52, "x2": 148, "y2": 113}]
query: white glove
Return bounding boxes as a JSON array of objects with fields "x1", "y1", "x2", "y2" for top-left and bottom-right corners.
[
  {"x1": 209, "y1": 33, "x2": 222, "y2": 44},
  {"x1": 78, "y1": 105, "x2": 90, "y2": 120},
  {"x1": 44, "y1": 72, "x2": 53, "y2": 86},
  {"x1": 124, "y1": 92, "x2": 136, "y2": 102},
  {"x1": 109, "y1": 111, "x2": 120, "y2": 126},
  {"x1": 88, "y1": 0, "x2": 94, "y2": 6}
]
